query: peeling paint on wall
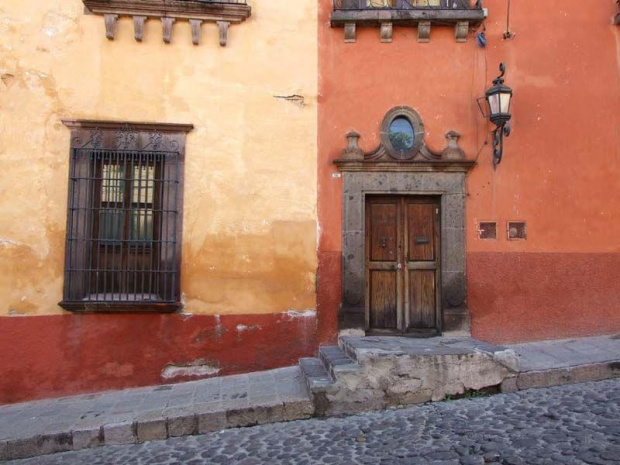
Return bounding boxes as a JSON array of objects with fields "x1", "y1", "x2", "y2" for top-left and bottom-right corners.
[
  {"x1": 283, "y1": 309, "x2": 317, "y2": 318},
  {"x1": 161, "y1": 360, "x2": 220, "y2": 380},
  {"x1": 236, "y1": 324, "x2": 261, "y2": 332},
  {"x1": 0, "y1": 74, "x2": 15, "y2": 88}
]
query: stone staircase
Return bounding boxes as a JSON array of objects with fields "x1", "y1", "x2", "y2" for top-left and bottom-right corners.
[{"x1": 299, "y1": 336, "x2": 521, "y2": 417}]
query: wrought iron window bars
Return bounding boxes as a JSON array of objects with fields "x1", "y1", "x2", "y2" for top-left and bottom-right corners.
[{"x1": 60, "y1": 121, "x2": 192, "y2": 313}]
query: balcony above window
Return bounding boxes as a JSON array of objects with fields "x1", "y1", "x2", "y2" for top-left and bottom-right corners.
[
  {"x1": 83, "y1": 0, "x2": 251, "y2": 46},
  {"x1": 331, "y1": 0, "x2": 487, "y2": 43}
]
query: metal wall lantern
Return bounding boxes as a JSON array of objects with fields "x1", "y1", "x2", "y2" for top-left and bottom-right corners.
[{"x1": 479, "y1": 63, "x2": 513, "y2": 166}]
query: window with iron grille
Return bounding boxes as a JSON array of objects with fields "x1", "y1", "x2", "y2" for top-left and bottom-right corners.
[
  {"x1": 478, "y1": 221, "x2": 497, "y2": 240},
  {"x1": 60, "y1": 121, "x2": 193, "y2": 313},
  {"x1": 507, "y1": 221, "x2": 527, "y2": 241}
]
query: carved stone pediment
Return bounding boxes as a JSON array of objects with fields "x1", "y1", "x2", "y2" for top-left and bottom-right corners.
[
  {"x1": 335, "y1": 106, "x2": 472, "y2": 172},
  {"x1": 83, "y1": 0, "x2": 251, "y2": 46}
]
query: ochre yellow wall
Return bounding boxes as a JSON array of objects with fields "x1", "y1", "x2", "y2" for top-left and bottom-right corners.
[{"x1": 0, "y1": 0, "x2": 318, "y2": 316}]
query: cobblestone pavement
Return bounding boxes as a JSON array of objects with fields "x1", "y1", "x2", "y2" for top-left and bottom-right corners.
[{"x1": 11, "y1": 379, "x2": 620, "y2": 465}]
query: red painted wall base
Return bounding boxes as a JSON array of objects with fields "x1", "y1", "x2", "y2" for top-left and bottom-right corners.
[
  {"x1": 469, "y1": 252, "x2": 620, "y2": 343},
  {"x1": 0, "y1": 312, "x2": 318, "y2": 405}
]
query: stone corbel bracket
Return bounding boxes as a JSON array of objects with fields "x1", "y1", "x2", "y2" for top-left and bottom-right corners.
[
  {"x1": 83, "y1": 0, "x2": 251, "y2": 46},
  {"x1": 331, "y1": 8, "x2": 487, "y2": 43}
]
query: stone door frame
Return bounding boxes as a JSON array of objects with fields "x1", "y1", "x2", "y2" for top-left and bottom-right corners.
[{"x1": 337, "y1": 165, "x2": 474, "y2": 336}]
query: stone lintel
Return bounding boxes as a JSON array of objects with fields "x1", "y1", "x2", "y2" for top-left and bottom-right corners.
[{"x1": 335, "y1": 160, "x2": 476, "y2": 173}]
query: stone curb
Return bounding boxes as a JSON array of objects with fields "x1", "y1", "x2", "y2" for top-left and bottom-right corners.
[
  {"x1": 516, "y1": 360, "x2": 620, "y2": 391},
  {"x1": 0, "y1": 400, "x2": 315, "y2": 462}
]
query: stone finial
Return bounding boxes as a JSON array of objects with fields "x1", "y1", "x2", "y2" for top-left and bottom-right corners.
[
  {"x1": 342, "y1": 131, "x2": 363, "y2": 160},
  {"x1": 441, "y1": 130, "x2": 465, "y2": 160}
]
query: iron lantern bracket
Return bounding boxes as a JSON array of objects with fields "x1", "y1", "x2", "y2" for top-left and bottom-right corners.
[{"x1": 479, "y1": 63, "x2": 513, "y2": 167}]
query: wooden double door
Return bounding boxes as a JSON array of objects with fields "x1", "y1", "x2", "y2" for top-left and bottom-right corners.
[{"x1": 365, "y1": 196, "x2": 441, "y2": 335}]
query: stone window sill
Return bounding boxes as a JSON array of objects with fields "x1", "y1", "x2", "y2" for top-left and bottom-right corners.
[
  {"x1": 330, "y1": 9, "x2": 487, "y2": 43},
  {"x1": 59, "y1": 301, "x2": 181, "y2": 313},
  {"x1": 83, "y1": 0, "x2": 251, "y2": 46}
]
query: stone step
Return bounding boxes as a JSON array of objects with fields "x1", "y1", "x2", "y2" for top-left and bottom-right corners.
[
  {"x1": 339, "y1": 337, "x2": 359, "y2": 362},
  {"x1": 318, "y1": 345, "x2": 359, "y2": 379},
  {"x1": 298, "y1": 358, "x2": 334, "y2": 392},
  {"x1": 314, "y1": 336, "x2": 522, "y2": 417}
]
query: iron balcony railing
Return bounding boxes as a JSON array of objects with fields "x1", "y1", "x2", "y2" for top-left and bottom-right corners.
[{"x1": 333, "y1": 0, "x2": 482, "y2": 10}]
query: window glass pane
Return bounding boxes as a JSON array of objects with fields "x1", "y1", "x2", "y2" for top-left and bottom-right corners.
[
  {"x1": 131, "y1": 209, "x2": 154, "y2": 242},
  {"x1": 98, "y1": 209, "x2": 124, "y2": 241},
  {"x1": 101, "y1": 165, "x2": 125, "y2": 203},
  {"x1": 132, "y1": 165, "x2": 155, "y2": 204},
  {"x1": 389, "y1": 117, "x2": 415, "y2": 151}
]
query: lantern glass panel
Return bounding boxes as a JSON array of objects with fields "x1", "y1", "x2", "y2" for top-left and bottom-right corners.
[
  {"x1": 487, "y1": 93, "x2": 500, "y2": 116},
  {"x1": 499, "y1": 91, "x2": 511, "y2": 113}
]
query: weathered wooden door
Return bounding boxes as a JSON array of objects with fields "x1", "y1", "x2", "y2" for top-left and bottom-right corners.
[{"x1": 365, "y1": 196, "x2": 441, "y2": 335}]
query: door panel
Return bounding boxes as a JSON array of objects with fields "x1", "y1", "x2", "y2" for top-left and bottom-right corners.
[
  {"x1": 407, "y1": 203, "x2": 436, "y2": 262},
  {"x1": 366, "y1": 195, "x2": 441, "y2": 334},
  {"x1": 408, "y1": 270, "x2": 436, "y2": 328},
  {"x1": 369, "y1": 271, "x2": 398, "y2": 329},
  {"x1": 369, "y1": 203, "x2": 397, "y2": 262},
  {"x1": 366, "y1": 197, "x2": 401, "y2": 331}
]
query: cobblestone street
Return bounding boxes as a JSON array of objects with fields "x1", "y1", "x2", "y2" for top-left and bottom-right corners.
[{"x1": 10, "y1": 379, "x2": 620, "y2": 465}]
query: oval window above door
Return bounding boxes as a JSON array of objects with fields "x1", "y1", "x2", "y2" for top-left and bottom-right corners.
[
  {"x1": 380, "y1": 106, "x2": 425, "y2": 160},
  {"x1": 389, "y1": 117, "x2": 415, "y2": 152}
]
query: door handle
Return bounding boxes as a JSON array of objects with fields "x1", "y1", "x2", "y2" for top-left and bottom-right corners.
[
  {"x1": 381, "y1": 237, "x2": 387, "y2": 248},
  {"x1": 397, "y1": 263, "x2": 402, "y2": 270}
]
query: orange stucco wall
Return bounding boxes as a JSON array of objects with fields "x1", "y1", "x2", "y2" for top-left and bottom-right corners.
[
  {"x1": 317, "y1": 0, "x2": 620, "y2": 343},
  {"x1": 0, "y1": 0, "x2": 320, "y2": 404}
]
